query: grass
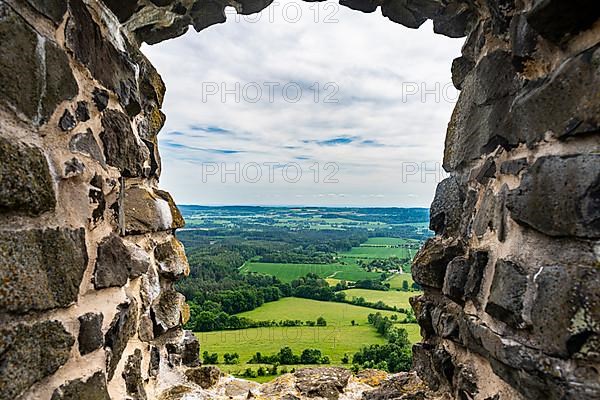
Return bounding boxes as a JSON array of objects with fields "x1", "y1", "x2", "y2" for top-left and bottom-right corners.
[
  {"x1": 386, "y1": 273, "x2": 415, "y2": 289},
  {"x1": 362, "y1": 237, "x2": 419, "y2": 246},
  {"x1": 242, "y1": 261, "x2": 380, "y2": 283},
  {"x1": 338, "y1": 246, "x2": 412, "y2": 259},
  {"x1": 341, "y1": 288, "x2": 418, "y2": 310},
  {"x1": 237, "y1": 297, "x2": 402, "y2": 324}
]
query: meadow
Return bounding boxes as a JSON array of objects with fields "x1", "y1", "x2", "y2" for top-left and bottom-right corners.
[
  {"x1": 237, "y1": 297, "x2": 402, "y2": 324},
  {"x1": 341, "y1": 288, "x2": 416, "y2": 310},
  {"x1": 338, "y1": 246, "x2": 413, "y2": 259},
  {"x1": 386, "y1": 273, "x2": 415, "y2": 289},
  {"x1": 241, "y1": 261, "x2": 380, "y2": 283}
]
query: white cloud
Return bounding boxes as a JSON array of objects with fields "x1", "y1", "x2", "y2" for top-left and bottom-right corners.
[{"x1": 142, "y1": 0, "x2": 462, "y2": 207}]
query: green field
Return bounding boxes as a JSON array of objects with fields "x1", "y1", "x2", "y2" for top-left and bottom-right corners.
[
  {"x1": 341, "y1": 288, "x2": 417, "y2": 310},
  {"x1": 237, "y1": 297, "x2": 402, "y2": 324},
  {"x1": 386, "y1": 273, "x2": 415, "y2": 289},
  {"x1": 362, "y1": 237, "x2": 419, "y2": 246},
  {"x1": 339, "y1": 246, "x2": 413, "y2": 259},
  {"x1": 241, "y1": 261, "x2": 380, "y2": 283}
]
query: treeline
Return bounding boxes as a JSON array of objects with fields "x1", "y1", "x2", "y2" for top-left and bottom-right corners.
[
  {"x1": 249, "y1": 346, "x2": 331, "y2": 365},
  {"x1": 351, "y1": 312, "x2": 413, "y2": 373}
]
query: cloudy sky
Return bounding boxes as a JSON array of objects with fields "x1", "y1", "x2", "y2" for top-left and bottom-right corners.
[{"x1": 142, "y1": 0, "x2": 463, "y2": 207}]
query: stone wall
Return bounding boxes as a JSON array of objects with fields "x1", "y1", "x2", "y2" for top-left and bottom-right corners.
[{"x1": 0, "y1": 0, "x2": 598, "y2": 399}]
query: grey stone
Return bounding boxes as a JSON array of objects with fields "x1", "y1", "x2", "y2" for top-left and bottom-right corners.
[
  {"x1": 443, "y1": 50, "x2": 520, "y2": 170},
  {"x1": 100, "y1": 109, "x2": 150, "y2": 178},
  {"x1": 463, "y1": 251, "x2": 488, "y2": 302},
  {"x1": 94, "y1": 233, "x2": 150, "y2": 289},
  {"x1": 75, "y1": 101, "x2": 90, "y2": 122},
  {"x1": 339, "y1": 0, "x2": 377, "y2": 13},
  {"x1": 149, "y1": 346, "x2": 160, "y2": 377},
  {"x1": 451, "y1": 56, "x2": 474, "y2": 90},
  {"x1": 185, "y1": 366, "x2": 221, "y2": 389},
  {"x1": 123, "y1": 349, "x2": 147, "y2": 400},
  {"x1": 0, "y1": 7, "x2": 77, "y2": 123},
  {"x1": 485, "y1": 260, "x2": 529, "y2": 328},
  {"x1": 412, "y1": 344, "x2": 453, "y2": 391},
  {"x1": 473, "y1": 189, "x2": 496, "y2": 238},
  {"x1": 510, "y1": 13, "x2": 538, "y2": 65},
  {"x1": 0, "y1": 321, "x2": 74, "y2": 399},
  {"x1": 105, "y1": 299, "x2": 138, "y2": 380},
  {"x1": 70, "y1": 129, "x2": 105, "y2": 164},
  {"x1": 189, "y1": 0, "x2": 227, "y2": 32},
  {"x1": 152, "y1": 289, "x2": 185, "y2": 335},
  {"x1": 526, "y1": 0, "x2": 600, "y2": 44},
  {"x1": 0, "y1": 137, "x2": 56, "y2": 216},
  {"x1": 124, "y1": 186, "x2": 185, "y2": 234},
  {"x1": 294, "y1": 367, "x2": 351, "y2": 400},
  {"x1": 66, "y1": 0, "x2": 139, "y2": 112},
  {"x1": 78, "y1": 312, "x2": 104, "y2": 356},
  {"x1": 412, "y1": 237, "x2": 464, "y2": 289},
  {"x1": 0, "y1": 228, "x2": 87, "y2": 313},
  {"x1": 181, "y1": 330, "x2": 200, "y2": 367},
  {"x1": 102, "y1": 0, "x2": 139, "y2": 22},
  {"x1": 432, "y1": 1, "x2": 474, "y2": 38},
  {"x1": 92, "y1": 88, "x2": 109, "y2": 111},
  {"x1": 381, "y1": 0, "x2": 442, "y2": 28},
  {"x1": 443, "y1": 256, "x2": 470, "y2": 303},
  {"x1": 135, "y1": 15, "x2": 192, "y2": 45},
  {"x1": 154, "y1": 237, "x2": 189, "y2": 279},
  {"x1": 26, "y1": 0, "x2": 67, "y2": 24},
  {"x1": 429, "y1": 176, "x2": 465, "y2": 237},
  {"x1": 473, "y1": 157, "x2": 496, "y2": 184},
  {"x1": 506, "y1": 155, "x2": 600, "y2": 239},
  {"x1": 362, "y1": 372, "x2": 429, "y2": 400},
  {"x1": 0, "y1": 5, "x2": 42, "y2": 121},
  {"x1": 63, "y1": 157, "x2": 85, "y2": 178},
  {"x1": 512, "y1": 45, "x2": 600, "y2": 144},
  {"x1": 59, "y1": 109, "x2": 76, "y2": 131},
  {"x1": 89, "y1": 174, "x2": 106, "y2": 224},
  {"x1": 51, "y1": 371, "x2": 111, "y2": 400},
  {"x1": 500, "y1": 158, "x2": 528, "y2": 175},
  {"x1": 43, "y1": 41, "x2": 79, "y2": 123}
]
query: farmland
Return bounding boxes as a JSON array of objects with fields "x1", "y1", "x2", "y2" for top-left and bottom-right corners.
[
  {"x1": 237, "y1": 297, "x2": 402, "y2": 324},
  {"x1": 341, "y1": 288, "x2": 416, "y2": 310},
  {"x1": 241, "y1": 262, "x2": 381, "y2": 283}
]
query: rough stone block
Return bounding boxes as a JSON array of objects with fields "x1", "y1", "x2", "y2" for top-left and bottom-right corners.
[
  {"x1": 152, "y1": 289, "x2": 186, "y2": 335},
  {"x1": 154, "y1": 237, "x2": 189, "y2": 279},
  {"x1": 442, "y1": 256, "x2": 470, "y2": 303},
  {"x1": 100, "y1": 109, "x2": 150, "y2": 178},
  {"x1": 69, "y1": 129, "x2": 106, "y2": 165},
  {"x1": 412, "y1": 237, "x2": 464, "y2": 289},
  {"x1": 0, "y1": 321, "x2": 74, "y2": 399},
  {"x1": 0, "y1": 228, "x2": 87, "y2": 313},
  {"x1": 25, "y1": 0, "x2": 68, "y2": 24},
  {"x1": 429, "y1": 176, "x2": 465, "y2": 237},
  {"x1": 507, "y1": 155, "x2": 600, "y2": 239},
  {"x1": 105, "y1": 299, "x2": 138, "y2": 380},
  {"x1": 512, "y1": 45, "x2": 600, "y2": 144},
  {"x1": 78, "y1": 312, "x2": 104, "y2": 355},
  {"x1": 124, "y1": 186, "x2": 184, "y2": 234},
  {"x1": 122, "y1": 349, "x2": 147, "y2": 400},
  {"x1": 485, "y1": 260, "x2": 529, "y2": 328},
  {"x1": 185, "y1": 366, "x2": 221, "y2": 389},
  {"x1": 94, "y1": 233, "x2": 150, "y2": 289},
  {"x1": 0, "y1": 137, "x2": 56, "y2": 216},
  {"x1": 51, "y1": 371, "x2": 111, "y2": 400},
  {"x1": 526, "y1": 0, "x2": 600, "y2": 44}
]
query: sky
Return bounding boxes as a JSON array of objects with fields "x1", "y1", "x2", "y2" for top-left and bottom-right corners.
[{"x1": 142, "y1": 0, "x2": 463, "y2": 207}]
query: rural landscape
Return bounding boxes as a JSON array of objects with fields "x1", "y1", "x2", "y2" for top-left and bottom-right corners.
[{"x1": 176, "y1": 206, "x2": 431, "y2": 381}]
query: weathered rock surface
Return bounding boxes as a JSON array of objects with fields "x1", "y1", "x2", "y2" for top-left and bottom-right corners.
[
  {"x1": 78, "y1": 312, "x2": 104, "y2": 355},
  {"x1": 485, "y1": 260, "x2": 529, "y2": 329},
  {"x1": 507, "y1": 155, "x2": 600, "y2": 239},
  {"x1": 0, "y1": 137, "x2": 56, "y2": 215},
  {"x1": 100, "y1": 109, "x2": 150, "y2": 177},
  {"x1": 185, "y1": 366, "x2": 222, "y2": 389},
  {"x1": 152, "y1": 288, "x2": 186, "y2": 334},
  {"x1": 105, "y1": 299, "x2": 138, "y2": 380},
  {"x1": 124, "y1": 186, "x2": 185, "y2": 234},
  {"x1": 0, "y1": 228, "x2": 87, "y2": 313},
  {"x1": 154, "y1": 237, "x2": 189, "y2": 279},
  {"x1": 295, "y1": 367, "x2": 351, "y2": 399},
  {"x1": 51, "y1": 371, "x2": 111, "y2": 400},
  {"x1": 0, "y1": 321, "x2": 74, "y2": 399},
  {"x1": 412, "y1": 237, "x2": 464, "y2": 289},
  {"x1": 123, "y1": 349, "x2": 147, "y2": 400},
  {"x1": 94, "y1": 233, "x2": 150, "y2": 289}
]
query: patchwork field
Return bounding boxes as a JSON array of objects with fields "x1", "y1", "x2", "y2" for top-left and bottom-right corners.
[
  {"x1": 241, "y1": 261, "x2": 380, "y2": 283},
  {"x1": 338, "y1": 246, "x2": 413, "y2": 259},
  {"x1": 341, "y1": 288, "x2": 416, "y2": 310},
  {"x1": 361, "y1": 237, "x2": 420, "y2": 246},
  {"x1": 237, "y1": 297, "x2": 402, "y2": 324},
  {"x1": 386, "y1": 273, "x2": 416, "y2": 289}
]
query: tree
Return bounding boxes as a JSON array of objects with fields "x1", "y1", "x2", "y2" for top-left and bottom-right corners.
[
  {"x1": 402, "y1": 280, "x2": 410, "y2": 291},
  {"x1": 257, "y1": 366, "x2": 266, "y2": 376},
  {"x1": 341, "y1": 354, "x2": 349, "y2": 364},
  {"x1": 351, "y1": 320, "x2": 356, "y2": 326},
  {"x1": 202, "y1": 351, "x2": 218, "y2": 364},
  {"x1": 223, "y1": 352, "x2": 239, "y2": 364},
  {"x1": 316, "y1": 316, "x2": 327, "y2": 326}
]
